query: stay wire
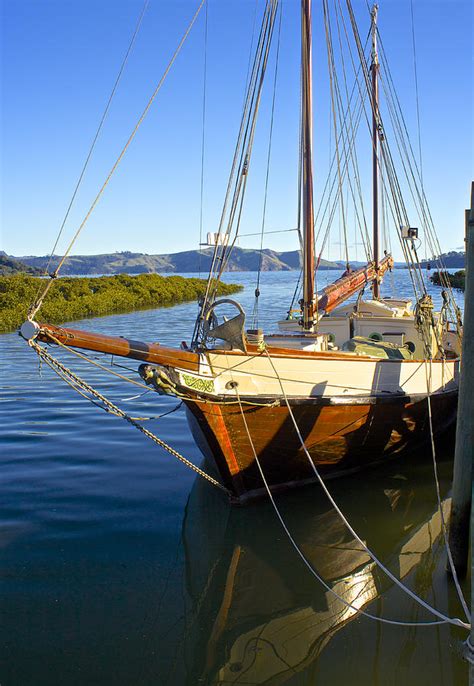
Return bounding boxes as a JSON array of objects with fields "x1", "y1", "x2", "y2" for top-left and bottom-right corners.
[
  {"x1": 252, "y1": 2, "x2": 283, "y2": 328},
  {"x1": 198, "y1": 0, "x2": 209, "y2": 279},
  {"x1": 334, "y1": 0, "x2": 372, "y2": 261},
  {"x1": 410, "y1": 0, "x2": 424, "y2": 195},
  {"x1": 29, "y1": 0, "x2": 206, "y2": 321},
  {"x1": 261, "y1": 347, "x2": 470, "y2": 630},
  {"x1": 214, "y1": 1, "x2": 279, "y2": 280},
  {"x1": 322, "y1": 8, "x2": 364, "y2": 266},
  {"x1": 322, "y1": 0, "x2": 350, "y2": 269},
  {"x1": 193, "y1": 1, "x2": 275, "y2": 341},
  {"x1": 244, "y1": 0, "x2": 261, "y2": 97},
  {"x1": 375, "y1": 31, "x2": 437, "y2": 272},
  {"x1": 197, "y1": 0, "x2": 279, "y2": 332},
  {"x1": 344, "y1": 0, "x2": 425, "y2": 302},
  {"x1": 313, "y1": 53, "x2": 370, "y2": 271},
  {"x1": 423, "y1": 357, "x2": 470, "y2": 622},
  {"x1": 235, "y1": 385, "x2": 463, "y2": 629},
  {"x1": 376, "y1": 35, "x2": 459, "y2": 324},
  {"x1": 31, "y1": 0, "x2": 150, "y2": 315},
  {"x1": 340, "y1": 5, "x2": 406, "y2": 244},
  {"x1": 314, "y1": 96, "x2": 366, "y2": 269}
]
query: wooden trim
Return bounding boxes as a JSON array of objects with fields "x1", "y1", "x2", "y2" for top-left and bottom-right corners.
[
  {"x1": 211, "y1": 405, "x2": 242, "y2": 478},
  {"x1": 214, "y1": 344, "x2": 457, "y2": 365},
  {"x1": 182, "y1": 389, "x2": 458, "y2": 407}
]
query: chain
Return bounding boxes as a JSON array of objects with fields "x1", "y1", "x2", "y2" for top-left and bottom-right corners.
[{"x1": 29, "y1": 339, "x2": 231, "y2": 497}]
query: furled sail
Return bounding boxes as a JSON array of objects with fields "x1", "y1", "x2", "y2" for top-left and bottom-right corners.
[{"x1": 316, "y1": 254, "x2": 394, "y2": 314}]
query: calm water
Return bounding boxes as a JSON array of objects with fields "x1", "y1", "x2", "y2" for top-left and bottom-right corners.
[{"x1": 0, "y1": 271, "x2": 469, "y2": 685}]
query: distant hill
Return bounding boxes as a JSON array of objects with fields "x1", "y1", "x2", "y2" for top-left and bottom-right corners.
[
  {"x1": 420, "y1": 251, "x2": 465, "y2": 268},
  {"x1": 9, "y1": 248, "x2": 344, "y2": 275},
  {"x1": 7, "y1": 248, "x2": 464, "y2": 275},
  {"x1": 0, "y1": 252, "x2": 42, "y2": 275}
]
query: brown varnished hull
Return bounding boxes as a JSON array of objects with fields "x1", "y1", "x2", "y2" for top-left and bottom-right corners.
[{"x1": 184, "y1": 391, "x2": 457, "y2": 501}]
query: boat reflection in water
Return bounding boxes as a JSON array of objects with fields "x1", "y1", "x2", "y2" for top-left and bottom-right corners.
[{"x1": 180, "y1": 453, "x2": 467, "y2": 685}]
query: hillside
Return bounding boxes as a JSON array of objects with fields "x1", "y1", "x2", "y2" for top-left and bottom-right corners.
[
  {"x1": 9, "y1": 248, "x2": 342, "y2": 275},
  {"x1": 7, "y1": 248, "x2": 464, "y2": 275},
  {"x1": 0, "y1": 252, "x2": 42, "y2": 275}
]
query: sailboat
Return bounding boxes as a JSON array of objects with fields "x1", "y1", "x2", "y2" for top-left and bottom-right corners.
[{"x1": 21, "y1": 0, "x2": 462, "y2": 503}]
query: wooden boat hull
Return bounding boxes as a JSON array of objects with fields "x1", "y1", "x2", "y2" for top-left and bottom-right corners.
[
  {"x1": 184, "y1": 390, "x2": 457, "y2": 502},
  {"x1": 26, "y1": 323, "x2": 460, "y2": 504}
]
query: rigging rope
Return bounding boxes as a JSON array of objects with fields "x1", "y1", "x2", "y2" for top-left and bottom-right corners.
[
  {"x1": 201, "y1": 0, "x2": 274, "y2": 289},
  {"x1": 32, "y1": 0, "x2": 150, "y2": 314},
  {"x1": 29, "y1": 337, "x2": 231, "y2": 497},
  {"x1": 198, "y1": 0, "x2": 209, "y2": 279},
  {"x1": 29, "y1": 0, "x2": 206, "y2": 321},
  {"x1": 375, "y1": 31, "x2": 460, "y2": 329},
  {"x1": 410, "y1": 0, "x2": 424, "y2": 198},
  {"x1": 257, "y1": 346, "x2": 470, "y2": 630},
  {"x1": 333, "y1": 6, "x2": 373, "y2": 259},
  {"x1": 343, "y1": 0, "x2": 428, "y2": 305},
  {"x1": 312, "y1": 52, "x2": 372, "y2": 272},
  {"x1": 193, "y1": 0, "x2": 279, "y2": 345},
  {"x1": 423, "y1": 358, "x2": 470, "y2": 621},
  {"x1": 252, "y1": 2, "x2": 283, "y2": 328},
  {"x1": 213, "y1": 2, "x2": 278, "y2": 281},
  {"x1": 323, "y1": 0, "x2": 350, "y2": 270},
  {"x1": 235, "y1": 383, "x2": 467, "y2": 629}
]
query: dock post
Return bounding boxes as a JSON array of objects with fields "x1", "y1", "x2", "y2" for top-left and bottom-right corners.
[{"x1": 448, "y1": 181, "x2": 474, "y2": 580}]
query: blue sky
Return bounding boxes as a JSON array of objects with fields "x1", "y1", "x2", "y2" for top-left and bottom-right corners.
[{"x1": 1, "y1": 0, "x2": 472, "y2": 262}]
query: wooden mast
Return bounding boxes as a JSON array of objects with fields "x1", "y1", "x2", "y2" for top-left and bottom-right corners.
[
  {"x1": 301, "y1": 0, "x2": 316, "y2": 330},
  {"x1": 371, "y1": 4, "x2": 380, "y2": 299}
]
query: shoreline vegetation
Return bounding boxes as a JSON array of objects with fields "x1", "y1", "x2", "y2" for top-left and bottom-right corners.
[
  {"x1": 430, "y1": 270, "x2": 465, "y2": 291},
  {"x1": 0, "y1": 273, "x2": 242, "y2": 334}
]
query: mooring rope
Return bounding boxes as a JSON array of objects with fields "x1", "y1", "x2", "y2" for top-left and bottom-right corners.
[
  {"x1": 423, "y1": 357, "x2": 470, "y2": 621},
  {"x1": 234, "y1": 387, "x2": 465, "y2": 629},
  {"x1": 28, "y1": 338, "x2": 231, "y2": 497},
  {"x1": 245, "y1": 347, "x2": 470, "y2": 630}
]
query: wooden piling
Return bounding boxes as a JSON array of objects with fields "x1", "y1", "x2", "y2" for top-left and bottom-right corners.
[{"x1": 448, "y1": 182, "x2": 474, "y2": 581}]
